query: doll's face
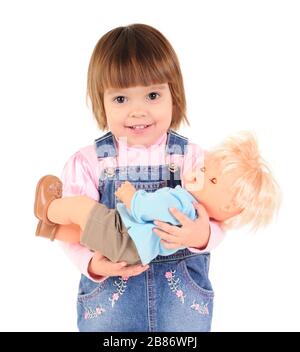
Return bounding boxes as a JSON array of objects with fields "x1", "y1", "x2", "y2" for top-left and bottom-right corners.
[{"x1": 183, "y1": 156, "x2": 243, "y2": 222}]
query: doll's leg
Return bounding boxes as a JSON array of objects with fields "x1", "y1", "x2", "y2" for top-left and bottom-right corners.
[
  {"x1": 47, "y1": 196, "x2": 96, "y2": 231},
  {"x1": 80, "y1": 205, "x2": 141, "y2": 265},
  {"x1": 55, "y1": 224, "x2": 82, "y2": 243}
]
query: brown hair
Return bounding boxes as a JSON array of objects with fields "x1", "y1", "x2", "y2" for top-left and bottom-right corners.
[{"x1": 87, "y1": 24, "x2": 188, "y2": 130}]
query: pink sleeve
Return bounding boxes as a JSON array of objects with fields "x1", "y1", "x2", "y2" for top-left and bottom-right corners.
[
  {"x1": 188, "y1": 220, "x2": 225, "y2": 253},
  {"x1": 61, "y1": 149, "x2": 99, "y2": 200},
  {"x1": 60, "y1": 149, "x2": 106, "y2": 282}
]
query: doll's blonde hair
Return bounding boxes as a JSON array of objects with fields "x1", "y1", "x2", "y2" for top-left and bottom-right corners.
[
  {"x1": 87, "y1": 24, "x2": 188, "y2": 130},
  {"x1": 208, "y1": 132, "x2": 281, "y2": 231}
]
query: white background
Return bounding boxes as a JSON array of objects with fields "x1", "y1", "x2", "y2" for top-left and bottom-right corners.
[{"x1": 0, "y1": 0, "x2": 299, "y2": 331}]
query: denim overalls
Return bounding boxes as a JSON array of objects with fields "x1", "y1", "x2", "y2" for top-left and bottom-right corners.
[{"x1": 77, "y1": 130, "x2": 214, "y2": 332}]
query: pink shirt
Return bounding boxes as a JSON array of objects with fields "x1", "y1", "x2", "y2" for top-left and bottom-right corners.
[{"x1": 61, "y1": 133, "x2": 224, "y2": 282}]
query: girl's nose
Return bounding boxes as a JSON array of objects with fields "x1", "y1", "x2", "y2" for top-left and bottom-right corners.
[
  {"x1": 129, "y1": 101, "x2": 147, "y2": 118},
  {"x1": 129, "y1": 110, "x2": 146, "y2": 118}
]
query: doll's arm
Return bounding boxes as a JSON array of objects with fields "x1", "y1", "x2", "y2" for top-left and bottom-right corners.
[{"x1": 115, "y1": 181, "x2": 137, "y2": 210}]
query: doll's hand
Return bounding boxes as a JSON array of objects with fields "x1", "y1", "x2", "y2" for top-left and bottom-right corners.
[
  {"x1": 115, "y1": 181, "x2": 136, "y2": 210},
  {"x1": 88, "y1": 251, "x2": 149, "y2": 279},
  {"x1": 153, "y1": 202, "x2": 210, "y2": 250}
]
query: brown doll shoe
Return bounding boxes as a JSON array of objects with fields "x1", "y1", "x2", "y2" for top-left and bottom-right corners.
[{"x1": 34, "y1": 175, "x2": 62, "y2": 241}]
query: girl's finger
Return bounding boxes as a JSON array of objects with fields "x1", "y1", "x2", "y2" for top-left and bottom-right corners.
[
  {"x1": 153, "y1": 220, "x2": 181, "y2": 236},
  {"x1": 153, "y1": 228, "x2": 180, "y2": 243},
  {"x1": 121, "y1": 265, "x2": 149, "y2": 277},
  {"x1": 161, "y1": 240, "x2": 183, "y2": 249},
  {"x1": 168, "y1": 207, "x2": 192, "y2": 226}
]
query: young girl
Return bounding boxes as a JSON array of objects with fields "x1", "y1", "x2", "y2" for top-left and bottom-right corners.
[
  {"x1": 34, "y1": 132, "x2": 280, "y2": 266},
  {"x1": 55, "y1": 23, "x2": 224, "y2": 332}
]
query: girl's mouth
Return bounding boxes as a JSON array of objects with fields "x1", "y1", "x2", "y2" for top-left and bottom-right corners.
[
  {"x1": 126, "y1": 124, "x2": 152, "y2": 130},
  {"x1": 125, "y1": 124, "x2": 153, "y2": 134}
]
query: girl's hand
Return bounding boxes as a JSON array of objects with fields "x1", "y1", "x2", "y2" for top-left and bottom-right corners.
[
  {"x1": 153, "y1": 202, "x2": 210, "y2": 250},
  {"x1": 88, "y1": 251, "x2": 149, "y2": 279}
]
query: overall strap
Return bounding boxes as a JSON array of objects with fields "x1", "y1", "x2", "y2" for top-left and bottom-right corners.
[
  {"x1": 95, "y1": 132, "x2": 118, "y2": 158},
  {"x1": 165, "y1": 130, "x2": 189, "y2": 188},
  {"x1": 165, "y1": 130, "x2": 188, "y2": 156}
]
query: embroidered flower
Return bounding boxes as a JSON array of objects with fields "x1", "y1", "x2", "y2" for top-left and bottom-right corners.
[
  {"x1": 109, "y1": 277, "x2": 128, "y2": 307},
  {"x1": 176, "y1": 290, "x2": 184, "y2": 298},
  {"x1": 165, "y1": 271, "x2": 173, "y2": 279},
  {"x1": 112, "y1": 293, "x2": 119, "y2": 301},
  {"x1": 165, "y1": 270, "x2": 186, "y2": 304},
  {"x1": 84, "y1": 306, "x2": 105, "y2": 320},
  {"x1": 191, "y1": 300, "x2": 209, "y2": 315},
  {"x1": 95, "y1": 307, "x2": 102, "y2": 315}
]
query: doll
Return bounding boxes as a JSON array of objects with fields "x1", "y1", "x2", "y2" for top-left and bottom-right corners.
[{"x1": 34, "y1": 132, "x2": 280, "y2": 265}]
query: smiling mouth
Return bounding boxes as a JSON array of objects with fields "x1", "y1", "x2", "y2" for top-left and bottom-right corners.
[{"x1": 126, "y1": 124, "x2": 152, "y2": 130}]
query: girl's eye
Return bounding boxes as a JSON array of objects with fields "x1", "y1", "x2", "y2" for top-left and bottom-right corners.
[
  {"x1": 210, "y1": 177, "x2": 217, "y2": 184},
  {"x1": 114, "y1": 96, "x2": 126, "y2": 104},
  {"x1": 148, "y1": 92, "x2": 160, "y2": 100}
]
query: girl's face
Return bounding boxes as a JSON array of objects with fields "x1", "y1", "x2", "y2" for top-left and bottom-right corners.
[{"x1": 103, "y1": 83, "x2": 173, "y2": 147}]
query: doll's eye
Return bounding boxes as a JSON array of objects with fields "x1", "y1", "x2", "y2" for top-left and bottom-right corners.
[
  {"x1": 200, "y1": 167, "x2": 206, "y2": 172},
  {"x1": 210, "y1": 177, "x2": 217, "y2": 184}
]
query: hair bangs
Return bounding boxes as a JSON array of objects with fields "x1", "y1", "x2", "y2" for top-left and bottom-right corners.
[{"x1": 101, "y1": 46, "x2": 172, "y2": 90}]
